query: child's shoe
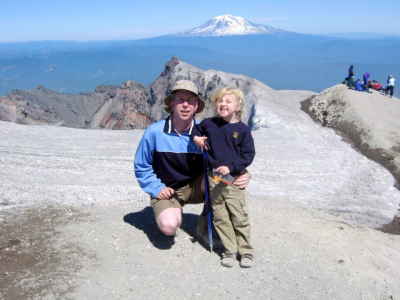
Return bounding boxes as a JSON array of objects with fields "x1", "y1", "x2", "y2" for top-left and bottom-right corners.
[
  {"x1": 239, "y1": 254, "x2": 254, "y2": 268},
  {"x1": 220, "y1": 252, "x2": 235, "y2": 268}
]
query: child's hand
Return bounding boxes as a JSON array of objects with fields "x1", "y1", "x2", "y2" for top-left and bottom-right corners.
[
  {"x1": 232, "y1": 171, "x2": 250, "y2": 189},
  {"x1": 193, "y1": 136, "x2": 209, "y2": 150},
  {"x1": 215, "y1": 166, "x2": 230, "y2": 176}
]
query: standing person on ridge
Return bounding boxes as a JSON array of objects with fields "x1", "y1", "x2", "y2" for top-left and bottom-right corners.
[
  {"x1": 387, "y1": 75, "x2": 396, "y2": 98},
  {"x1": 192, "y1": 87, "x2": 255, "y2": 268},
  {"x1": 348, "y1": 65, "x2": 354, "y2": 78}
]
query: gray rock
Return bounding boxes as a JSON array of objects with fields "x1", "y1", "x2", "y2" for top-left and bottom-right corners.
[
  {"x1": 0, "y1": 81, "x2": 152, "y2": 129},
  {"x1": 149, "y1": 57, "x2": 276, "y2": 128},
  {"x1": 301, "y1": 84, "x2": 400, "y2": 188}
]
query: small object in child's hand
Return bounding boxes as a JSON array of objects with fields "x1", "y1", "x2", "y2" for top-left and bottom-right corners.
[{"x1": 211, "y1": 169, "x2": 235, "y2": 185}]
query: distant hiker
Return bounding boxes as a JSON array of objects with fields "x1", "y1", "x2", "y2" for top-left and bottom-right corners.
[
  {"x1": 386, "y1": 75, "x2": 396, "y2": 97},
  {"x1": 363, "y1": 72, "x2": 370, "y2": 92},
  {"x1": 348, "y1": 65, "x2": 354, "y2": 78},
  {"x1": 192, "y1": 88, "x2": 255, "y2": 268},
  {"x1": 134, "y1": 80, "x2": 250, "y2": 242},
  {"x1": 355, "y1": 79, "x2": 364, "y2": 91},
  {"x1": 344, "y1": 65, "x2": 355, "y2": 89}
]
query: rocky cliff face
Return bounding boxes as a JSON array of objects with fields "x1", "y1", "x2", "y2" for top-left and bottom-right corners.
[
  {"x1": 0, "y1": 81, "x2": 152, "y2": 129},
  {"x1": 149, "y1": 56, "x2": 282, "y2": 129},
  {"x1": 89, "y1": 81, "x2": 151, "y2": 129}
]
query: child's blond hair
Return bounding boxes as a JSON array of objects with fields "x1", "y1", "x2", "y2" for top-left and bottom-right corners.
[{"x1": 211, "y1": 88, "x2": 245, "y2": 119}]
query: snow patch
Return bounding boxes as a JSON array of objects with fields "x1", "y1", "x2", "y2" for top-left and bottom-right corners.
[{"x1": 181, "y1": 14, "x2": 284, "y2": 37}]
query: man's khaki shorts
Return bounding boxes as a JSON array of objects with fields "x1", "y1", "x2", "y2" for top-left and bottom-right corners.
[{"x1": 151, "y1": 176, "x2": 204, "y2": 220}]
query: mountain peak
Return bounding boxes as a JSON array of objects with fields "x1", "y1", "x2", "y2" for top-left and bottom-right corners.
[{"x1": 181, "y1": 14, "x2": 284, "y2": 37}]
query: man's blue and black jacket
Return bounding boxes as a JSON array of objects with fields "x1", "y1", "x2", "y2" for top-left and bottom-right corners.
[{"x1": 134, "y1": 117, "x2": 203, "y2": 198}]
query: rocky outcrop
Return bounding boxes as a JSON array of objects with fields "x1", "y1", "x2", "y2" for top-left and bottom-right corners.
[
  {"x1": 149, "y1": 57, "x2": 277, "y2": 128},
  {"x1": 89, "y1": 82, "x2": 151, "y2": 129},
  {"x1": 301, "y1": 84, "x2": 400, "y2": 186},
  {"x1": 0, "y1": 82, "x2": 152, "y2": 129}
]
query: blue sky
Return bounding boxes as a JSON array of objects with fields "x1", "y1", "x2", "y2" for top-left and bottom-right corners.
[{"x1": 1, "y1": 0, "x2": 399, "y2": 42}]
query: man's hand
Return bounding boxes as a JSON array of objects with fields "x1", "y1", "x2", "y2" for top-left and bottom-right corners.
[
  {"x1": 193, "y1": 136, "x2": 209, "y2": 151},
  {"x1": 157, "y1": 187, "x2": 175, "y2": 200},
  {"x1": 215, "y1": 166, "x2": 230, "y2": 176},
  {"x1": 232, "y1": 171, "x2": 251, "y2": 189}
]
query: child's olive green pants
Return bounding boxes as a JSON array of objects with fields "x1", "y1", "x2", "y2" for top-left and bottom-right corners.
[{"x1": 209, "y1": 177, "x2": 253, "y2": 256}]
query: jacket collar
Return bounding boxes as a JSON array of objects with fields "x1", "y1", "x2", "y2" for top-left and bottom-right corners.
[{"x1": 163, "y1": 115, "x2": 195, "y2": 135}]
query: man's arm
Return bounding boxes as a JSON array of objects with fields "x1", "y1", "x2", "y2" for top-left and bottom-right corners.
[{"x1": 134, "y1": 128, "x2": 167, "y2": 199}]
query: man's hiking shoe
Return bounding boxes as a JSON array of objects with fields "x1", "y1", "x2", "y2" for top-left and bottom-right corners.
[
  {"x1": 221, "y1": 252, "x2": 235, "y2": 268},
  {"x1": 239, "y1": 254, "x2": 254, "y2": 268}
]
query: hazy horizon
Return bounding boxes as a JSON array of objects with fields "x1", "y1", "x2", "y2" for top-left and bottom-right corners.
[
  {"x1": 1, "y1": 31, "x2": 400, "y2": 44},
  {"x1": 2, "y1": 0, "x2": 399, "y2": 42}
]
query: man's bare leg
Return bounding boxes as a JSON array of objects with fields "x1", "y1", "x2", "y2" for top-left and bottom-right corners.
[{"x1": 156, "y1": 207, "x2": 182, "y2": 236}]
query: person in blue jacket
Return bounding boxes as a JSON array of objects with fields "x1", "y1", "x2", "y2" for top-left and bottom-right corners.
[
  {"x1": 355, "y1": 79, "x2": 365, "y2": 91},
  {"x1": 134, "y1": 80, "x2": 250, "y2": 238}
]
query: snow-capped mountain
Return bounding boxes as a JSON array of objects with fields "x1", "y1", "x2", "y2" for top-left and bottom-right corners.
[{"x1": 180, "y1": 14, "x2": 285, "y2": 36}]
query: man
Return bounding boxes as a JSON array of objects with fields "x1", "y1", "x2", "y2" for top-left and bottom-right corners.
[
  {"x1": 387, "y1": 75, "x2": 396, "y2": 98},
  {"x1": 134, "y1": 80, "x2": 249, "y2": 237},
  {"x1": 348, "y1": 65, "x2": 354, "y2": 78}
]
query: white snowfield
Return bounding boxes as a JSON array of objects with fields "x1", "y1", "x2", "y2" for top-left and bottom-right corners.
[
  {"x1": 0, "y1": 89, "x2": 398, "y2": 227},
  {"x1": 182, "y1": 14, "x2": 283, "y2": 36}
]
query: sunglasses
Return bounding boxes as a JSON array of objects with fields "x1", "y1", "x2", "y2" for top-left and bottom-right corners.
[{"x1": 173, "y1": 96, "x2": 198, "y2": 105}]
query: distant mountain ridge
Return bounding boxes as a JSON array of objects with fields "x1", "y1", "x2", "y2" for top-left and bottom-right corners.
[{"x1": 179, "y1": 14, "x2": 287, "y2": 36}]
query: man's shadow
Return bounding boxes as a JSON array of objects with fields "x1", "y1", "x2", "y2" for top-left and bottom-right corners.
[{"x1": 124, "y1": 206, "x2": 209, "y2": 250}]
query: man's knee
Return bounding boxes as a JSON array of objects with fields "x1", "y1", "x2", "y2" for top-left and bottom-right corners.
[
  {"x1": 156, "y1": 208, "x2": 181, "y2": 236},
  {"x1": 158, "y1": 219, "x2": 179, "y2": 236}
]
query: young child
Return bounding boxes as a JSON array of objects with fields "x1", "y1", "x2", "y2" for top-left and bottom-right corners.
[{"x1": 192, "y1": 87, "x2": 255, "y2": 268}]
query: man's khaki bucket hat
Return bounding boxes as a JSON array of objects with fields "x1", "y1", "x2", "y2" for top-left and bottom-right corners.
[{"x1": 164, "y1": 80, "x2": 205, "y2": 113}]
